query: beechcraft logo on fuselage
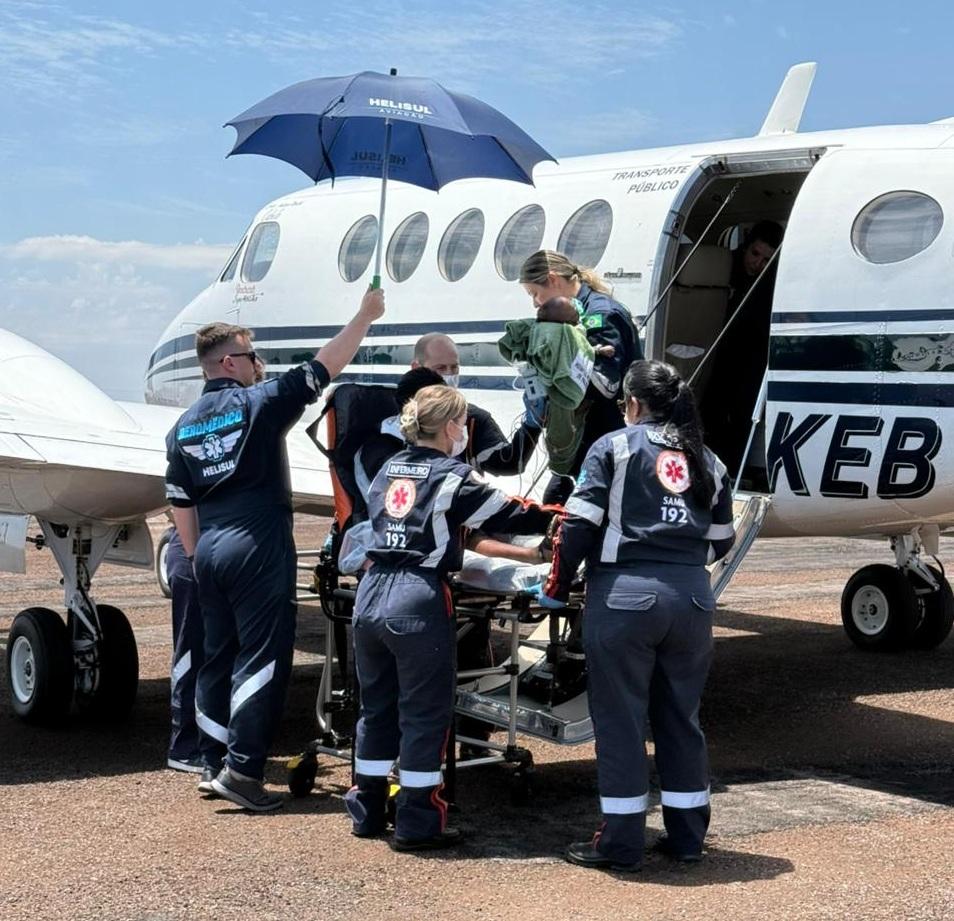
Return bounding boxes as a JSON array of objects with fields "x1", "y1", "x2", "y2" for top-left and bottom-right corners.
[{"x1": 767, "y1": 412, "x2": 942, "y2": 500}]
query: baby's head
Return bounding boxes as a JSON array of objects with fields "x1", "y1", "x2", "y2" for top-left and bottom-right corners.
[{"x1": 536, "y1": 296, "x2": 581, "y2": 324}]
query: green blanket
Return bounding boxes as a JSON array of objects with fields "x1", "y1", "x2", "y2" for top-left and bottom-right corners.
[{"x1": 499, "y1": 319, "x2": 595, "y2": 474}]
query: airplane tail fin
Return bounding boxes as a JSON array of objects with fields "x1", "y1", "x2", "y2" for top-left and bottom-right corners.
[{"x1": 758, "y1": 62, "x2": 817, "y2": 136}]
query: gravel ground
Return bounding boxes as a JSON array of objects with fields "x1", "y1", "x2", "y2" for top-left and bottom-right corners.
[{"x1": 1, "y1": 517, "x2": 952, "y2": 921}]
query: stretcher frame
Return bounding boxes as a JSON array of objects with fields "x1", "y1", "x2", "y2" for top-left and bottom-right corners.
[{"x1": 288, "y1": 545, "x2": 589, "y2": 804}]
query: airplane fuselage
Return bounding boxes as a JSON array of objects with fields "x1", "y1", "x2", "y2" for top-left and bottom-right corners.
[{"x1": 144, "y1": 120, "x2": 954, "y2": 541}]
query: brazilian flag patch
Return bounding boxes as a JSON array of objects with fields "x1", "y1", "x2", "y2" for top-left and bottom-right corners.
[{"x1": 582, "y1": 314, "x2": 604, "y2": 330}]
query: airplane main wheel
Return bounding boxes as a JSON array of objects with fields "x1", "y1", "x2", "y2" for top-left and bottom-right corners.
[
  {"x1": 6, "y1": 608, "x2": 73, "y2": 723},
  {"x1": 75, "y1": 605, "x2": 139, "y2": 720},
  {"x1": 156, "y1": 527, "x2": 173, "y2": 599},
  {"x1": 841, "y1": 564, "x2": 919, "y2": 652},
  {"x1": 909, "y1": 566, "x2": 954, "y2": 650}
]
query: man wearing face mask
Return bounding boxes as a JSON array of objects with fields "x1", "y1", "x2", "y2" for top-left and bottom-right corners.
[{"x1": 411, "y1": 333, "x2": 544, "y2": 474}]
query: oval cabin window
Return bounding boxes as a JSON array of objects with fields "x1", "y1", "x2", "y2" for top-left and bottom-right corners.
[
  {"x1": 558, "y1": 200, "x2": 613, "y2": 268},
  {"x1": 495, "y1": 204, "x2": 546, "y2": 281},
  {"x1": 338, "y1": 215, "x2": 379, "y2": 282},
  {"x1": 387, "y1": 212, "x2": 429, "y2": 282},
  {"x1": 438, "y1": 208, "x2": 485, "y2": 282},
  {"x1": 852, "y1": 191, "x2": 943, "y2": 264}
]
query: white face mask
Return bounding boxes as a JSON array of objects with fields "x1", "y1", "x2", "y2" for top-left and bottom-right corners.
[
  {"x1": 449, "y1": 419, "x2": 468, "y2": 457},
  {"x1": 442, "y1": 373, "x2": 460, "y2": 389}
]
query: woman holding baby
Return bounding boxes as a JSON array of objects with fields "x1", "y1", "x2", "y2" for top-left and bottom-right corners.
[{"x1": 519, "y1": 250, "x2": 642, "y2": 503}]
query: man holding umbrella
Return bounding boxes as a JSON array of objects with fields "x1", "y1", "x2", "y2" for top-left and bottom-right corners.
[{"x1": 165, "y1": 288, "x2": 385, "y2": 811}]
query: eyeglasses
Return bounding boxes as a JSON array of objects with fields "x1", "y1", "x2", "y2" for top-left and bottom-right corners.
[{"x1": 220, "y1": 350, "x2": 259, "y2": 365}]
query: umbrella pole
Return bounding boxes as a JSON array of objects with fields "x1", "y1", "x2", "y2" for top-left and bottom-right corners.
[{"x1": 371, "y1": 118, "x2": 393, "y2": 290}]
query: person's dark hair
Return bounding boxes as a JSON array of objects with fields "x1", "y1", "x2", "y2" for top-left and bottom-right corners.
[
  {"x1": 623, "y1": 359, "x2": 715, "y2": 506},
  {"x1": 396, "y1": 367, "x2": 444, "y2": 408},
  {"x1": 744, "y1": 220, "x2": 784, "y2": 251}
]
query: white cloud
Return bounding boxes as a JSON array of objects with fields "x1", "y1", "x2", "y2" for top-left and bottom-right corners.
[
  {"x1": 0, "y1": 3, "x2": 681, "y2": 102},
  {"x1": 0, "y1": 251, "x2": 214, "y2": 399},
  {"x1": 1, "y1": 235, "x2": 231, "y2": 271}
]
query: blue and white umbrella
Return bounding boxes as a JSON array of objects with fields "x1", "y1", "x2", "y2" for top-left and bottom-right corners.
[{"x1": 226, "y1": 69, "x2": 555, "y2": 287}]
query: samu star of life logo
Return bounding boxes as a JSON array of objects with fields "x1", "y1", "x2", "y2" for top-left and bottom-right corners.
[
  {"x1": 384, "y1": 478, "x2": 416, "y2": 519},
  {"x1": 656, "y1": 449, "x2": 691, "y2": 494}
]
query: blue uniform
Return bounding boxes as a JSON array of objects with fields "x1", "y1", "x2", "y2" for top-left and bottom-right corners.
[
  {"x1": 166, "y1": 528, "x2": 205, "y2": 766},
  {"x1": 164, "y1": 359, "x2": 330, "y2": 780},
  {"x1": 546, "y1": 422, "x2": 734, "y2": 864},
  {"x1": 345, "y1": 447, "x2": 555, "y2": 841},
  {"x1": 544, "y1": 284, "x2": 642, "y2": 504}
]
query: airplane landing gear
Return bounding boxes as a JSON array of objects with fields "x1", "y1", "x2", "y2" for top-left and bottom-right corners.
[
  {"x1": 841, "y1": 528, "x2": 953, "y2": 652},
  {"x1": 156, "y1": 526, "x2": 173, "y2": 599},
  {"x1": 6, "y1": 607, "x2": 72, "y2": 722},
  {"x1": 3, "y1": 521, "x2": 140, "y2": 723}
]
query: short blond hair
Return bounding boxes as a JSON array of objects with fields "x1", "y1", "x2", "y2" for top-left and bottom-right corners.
[
  {"x1": 195, "y1": 322, "x2": 253, "y2": 368},
  {"x1": 400, "y1": 385, "x2": 467, "y2": 444}
]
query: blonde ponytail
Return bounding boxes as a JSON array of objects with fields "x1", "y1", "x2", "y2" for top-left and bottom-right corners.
[
  {"x1": 399, "y1": 385, "x2": 467, "y2": 444},
  {"x1": 518, "y1": 249, "x2": 612, "y2": 295}
]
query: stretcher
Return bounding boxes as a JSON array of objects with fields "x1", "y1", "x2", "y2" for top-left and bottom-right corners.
[{"x1": 286, "y1": 382, "x2": 593, "y2": 803}]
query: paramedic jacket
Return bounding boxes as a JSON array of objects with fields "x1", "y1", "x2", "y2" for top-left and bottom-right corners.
[
  {"x1": 544, "y1": 423, "x2": 735, "y2": 601},
  {"x1": 364, "y1": 446, "x2": 556, "y2": 577},
  {"x1": 355, "y1": 402, "x2": 540, "y2": 506},
  {"x1": 577, "y1": 283, "x2": 642, "y2": 400},
  {"x1": 164, "y1": 360, "x2": 331, "y2": 525}
]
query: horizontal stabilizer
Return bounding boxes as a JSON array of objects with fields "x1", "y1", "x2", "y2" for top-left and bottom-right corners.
[{"x1": 759, "y1": 62, "x2": 817, "y2": 136}]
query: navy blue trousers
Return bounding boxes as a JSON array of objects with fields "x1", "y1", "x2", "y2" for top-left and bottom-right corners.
[
  {"x1": 584, "y1": 563, "x2": 714, "y2": 865},
  {"x1": 345, "y1": 569, "x2": 456, "y2": 840},
  {"x1": 166, "y1": 530, "x2": 205, "y2": 764},
  {"x1": 193, "y1": 517, "x2": 297, "y2": 780}
]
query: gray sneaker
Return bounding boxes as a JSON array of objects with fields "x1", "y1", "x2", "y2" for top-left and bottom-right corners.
[{"x1": 210, "y1": 767, "x2": 284, "y2": 812}]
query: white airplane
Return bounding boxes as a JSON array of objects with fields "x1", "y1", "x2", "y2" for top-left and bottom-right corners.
[{"x1": 4, "y1": 62, "x2": 954, "y2": 724}]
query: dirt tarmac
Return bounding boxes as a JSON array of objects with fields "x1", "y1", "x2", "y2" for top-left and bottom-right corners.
[{"x1": 1, "y1": 517, "x2": 952, "y2": 921}]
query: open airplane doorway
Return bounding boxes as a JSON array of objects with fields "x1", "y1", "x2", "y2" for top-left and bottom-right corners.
[{"x1": 645, "y1": 149, "x2": 825, "y2": 489}]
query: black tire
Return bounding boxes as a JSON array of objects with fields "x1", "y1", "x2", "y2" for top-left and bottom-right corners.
[
  {"x1": 287, "y1": 753, "x2": 318, "y2": 798},
  {"x1": 909, "y1": 565, "x2": 954, "y2": 650},
  {"x1": 6, "y1": 607, "x2": 72, "y2": 724},
  {"x1": 156, "y1": 527, "x2": 173, "y2": 599},
  {"x1": 75, "y1": 605, "x2": 139, "y2": 720},
  {"x1": 841, "y1": 564, "x2": 920, "y2": 652}
]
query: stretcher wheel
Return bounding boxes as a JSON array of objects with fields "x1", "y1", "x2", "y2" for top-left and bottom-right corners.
[
  {"x1": 510, "y1": 766, "x2": 535, "y2": 806},
  {"x1": 287, "y1": 752, "x2": 318, "y2": 797}
]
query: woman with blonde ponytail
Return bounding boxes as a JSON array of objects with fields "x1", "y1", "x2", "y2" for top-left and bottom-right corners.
[
  {"x1": 344, "y1": 384, "x2": 560, "y2": 851},
  {"x1": 519, "y1": 250, "x2": 643, "y2": 504}
]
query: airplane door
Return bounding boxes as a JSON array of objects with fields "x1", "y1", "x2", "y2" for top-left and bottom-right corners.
[{"x1": 767, "y1": 147, "x2": 954, "y2": 534}]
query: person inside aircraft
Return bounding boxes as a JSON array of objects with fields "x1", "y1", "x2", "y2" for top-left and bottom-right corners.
[
  {"x1": 531, "y1": 359, "x2": 734, "y2": 872},
  {"x1": 519, "y1": 250, "x2": 642, "y2": 504},
  {"x1": 701, "y1": 220, "x2": 784, "y2": 476},
  {"x1": 344, "y1": 384, "x2": 557, "y2": 850},
  {"x1": 410, "y1": 332, "x2": 547, "y2": 473},
  {"x1": 164, "y1": 287, "x2": 385, "y2": 812}
]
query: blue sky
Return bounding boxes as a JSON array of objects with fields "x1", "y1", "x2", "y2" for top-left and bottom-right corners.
[{"x1": 1, "y1": 0, "x2": 952, "y2": 398}]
